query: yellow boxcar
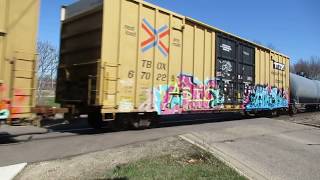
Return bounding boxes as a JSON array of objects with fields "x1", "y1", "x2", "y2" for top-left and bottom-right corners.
[
  {"x1": 0, "y1": 0, "x2": 40, "y2": 121},
  {"x1": 57, "y1": 0, "x2": 290, "y2": 127}
]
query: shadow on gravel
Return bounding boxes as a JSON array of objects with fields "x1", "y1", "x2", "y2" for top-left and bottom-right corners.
[
  {"x1": 53, "y1": 111, "x2": 267, "y2": 133},
  {"x1": 0, "y1": 132, "x2": 18, "y2": 144},
  {"x1": 157, "y1": 112, "x2": 245, "y2": 128},
  {"x1": 46, "y1": 112, "x2": 251, "y2": 135}
]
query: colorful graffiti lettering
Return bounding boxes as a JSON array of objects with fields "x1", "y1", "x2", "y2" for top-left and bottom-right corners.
[
  {"x1": 0, "y1": 84, "x2": 9, "y2": 120},
  {"x1": 141, "y1": 18, "x2": 170, "y2": 57},
  {"x1": 154, "y1": 74, "x2": 224, "y2": 115},
  {"x1": 0, "y1": 109, "x2": 10, "y2": 119},
  {"x1": 0, "y1": 98, "x2": 10, "y2": 119},
  {"x1": 243, "y1": 85, "x2": 289, "y2": 110}
]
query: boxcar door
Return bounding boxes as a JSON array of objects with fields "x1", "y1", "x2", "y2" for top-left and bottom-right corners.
[
  {"x1": 237, "y1": 43, "x2": 255, "y2": 104},
  {"x1": 216, "y1": 35, "x2": 237, "y2": 104},
  {"x1": 216, "y1": 35, "x2": 255, "y2": 106}
]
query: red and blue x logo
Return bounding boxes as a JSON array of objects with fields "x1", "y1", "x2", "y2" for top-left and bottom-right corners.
[{"x1": 141, "y1": 18, "x2": 170, "y2": 57}]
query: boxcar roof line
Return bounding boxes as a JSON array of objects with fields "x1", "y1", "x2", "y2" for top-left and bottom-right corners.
[
  {"x1": 186, "y1": 17, "x2": 289, "y2": 58},
  {"x1": 63, "y1": 0, "x2": 289, "y2": 58}
]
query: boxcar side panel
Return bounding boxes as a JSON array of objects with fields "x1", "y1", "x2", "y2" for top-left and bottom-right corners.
[
  {"x1": 265, "y1": 51, "x2": 270, "y2": 86},
  {"x1": 101, "y1": 0, "x2": 121, "y2": 109},
  {"x1": 204, "y1": 31, "x2": 213, "y2": 84},
  {"x1": 245, "y1": 48, "x2": 289, "y2": 111},
  {"x1": 152, "y1": 11, "x2": 171, "y2": 113},
  {"x1": 99, "y1": 0, "x2": 290, "y2": 115},
  {"x1": 102, "y1": 0, "x2": 186, "y2": 114},
  {"x1": 273, "y1": 52, "x2": 280, "y2": 88},
  {"x1": 118, "y1": 0, "x2": 140, "y2": 112},
  {"x1": 180, "y1": 22, "x2": 194, "y2": 112},
  {"x1": 164, "y1": 15, "x2": 183, "y2": 113},
  {"x1": 269, "y1": 51, "x2": 275, "y2": 87},
  {"x1": 260, "y1": 49, "x2": 266, "y2": 84},
  {"x1": 0, "y1": 0, "x2": 6, "y2": 33},
  {"x1": 135, "y1": 4, "x2": 154, "y2": 112},
  {"x1": 285, "y1": 56, "x2": 290, "y2": 93},
  {"x1": 182, "y1": 22, "x2": 194, "y2": 76},
  {"x1": 285, "y1": 56, "x2": 290, "y2": 91},
  {"x1": 255, "y1": 49, "x2": 260, "y2": 85},
  {"x1": 158, "y1": 21, "x2": 220, "y2": 114},
  {"x1": 193, "y1": 26, "x2": 205, "y2": 110},
  {"x1": 0, "y1": 0, "x2": 39, "y2": 119},
  {"x1": 0, "y1": 36, "x2": 3, "y2": 81}
]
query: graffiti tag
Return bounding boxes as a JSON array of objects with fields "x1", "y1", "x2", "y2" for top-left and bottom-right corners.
[
  {"x1": 0, "y1": 109, "x2": 10, "y2": 119},
  {"x1": 219, "y1": 60, "x2": 233, "y2": 78},
  {"x1": 0, "y1": 83, "x2": 27, "y2": 119},
  {"x1": 154, "y1": 74, "x2": 224, "y2": 114},
  {"x1": 273, "y1": 60, "x2": 285, "y2": 71},
  {"x1": 243, "y1": 85, "x2": 288, "y2": 110}
]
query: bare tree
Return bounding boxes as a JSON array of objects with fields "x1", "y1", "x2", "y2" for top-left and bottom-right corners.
[
  {"x1": 36, "y1": 41, "x2": 59, "y2": 105},
  {"x1": 290, "y1": 63, "x2": 295, "y2": 73},
  {"x1": 292, "y1": 56, "x2": 320, "y2": 80}
]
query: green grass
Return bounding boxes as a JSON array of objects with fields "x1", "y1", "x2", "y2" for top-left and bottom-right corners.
[
  {"x1": 37, "y1": 97, "x2": 60, "y2": 107},
  {"x1": 101, "y1": 149, "x2": 247, "y2": 180}
]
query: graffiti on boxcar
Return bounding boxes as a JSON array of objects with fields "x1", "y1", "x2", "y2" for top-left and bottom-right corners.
[
  {"x1": 138, "y1": 88, "x2": 153, "y2": 112},
  {"x1": 0, "y1": 83, "x2": 28, "y2": 119},
  {"x1": 10, "y1": 89, "x2": 28, "y2": 117},
  {"x1": 0, "y1": 109, "x2": 10, "y2": 119},
  {"x1": 243, "y1": 85, "x2": 289, "y2": 110},
  {"x1": 0, "y1": 98, "x2": 10, "y2": 119},
  {"x1": 154, "y1": 74, "x2": 224, "y2": 114},
  {"x1": 0, "y1": 84, "x2": 10, "y2": 119},
  {"x1": 219, "y1": 60, "x2": 233, "y2": 78},
  {"x1": 118, "y1": 79, "x2": 135, "y2": 112}
]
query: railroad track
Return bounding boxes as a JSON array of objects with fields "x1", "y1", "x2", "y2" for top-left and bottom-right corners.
[
  {"x1": 276, "y1": 111, "x2": 320, "y2": 128},
  {"x1": 0, "y1": 112, "x2": 244, "y2": 145},
  {"x1": 3, "y1": 111, "x2": 319, "y2": 145}
]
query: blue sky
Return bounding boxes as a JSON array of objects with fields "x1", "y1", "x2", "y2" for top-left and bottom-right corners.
[{"x1": 39, "y1": 0, "x2": 320, "y2": 64}]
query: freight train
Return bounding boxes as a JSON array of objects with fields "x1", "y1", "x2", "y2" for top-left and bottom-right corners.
[
  {"x1": 290, "y1": 73, "x2": 320, "y2": 114},
  {"x1": 56, "y1": 0, "x2": 320, "y2": 129},
  {"x1": 56, "y1": 0, "x2": 294, "y2": 129},
  {"x1": 1, "y1": 0, "x2": 319, "y2": 129}
]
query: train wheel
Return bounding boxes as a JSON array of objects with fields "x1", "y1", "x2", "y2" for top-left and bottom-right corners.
[
  {"x1": 244, "y1": 111, "x2": 256, "y2": 118},
  {"x1": 114, "y1": 114, "x2": 130, "y2": 131},
  {"x1": 271, "y1": 110, "x2": 279, "y2": 117},
  {"x1": 289, "y1": 105, "x2": 298, "y2": 116},
  {"x1": 88, "y1": 112, "x2": 103, "y2": 129},
  {"x1": 293, "y1": 106, "x2": 298, "y2": 114},
  {"x1": 130, "y1": 116, "x2": 151, "y2": 130}
]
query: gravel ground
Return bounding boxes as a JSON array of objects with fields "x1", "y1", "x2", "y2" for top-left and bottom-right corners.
[
  {"x1": 15, "y1": 137, "x2": 196, "y2": 180},
  {"x1": 275, "y1": 112, "x2": 320, "y2": 127}
]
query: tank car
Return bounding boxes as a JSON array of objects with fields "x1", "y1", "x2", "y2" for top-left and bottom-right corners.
[{"x1": 290, "y1": 73, "x2": 320, "y2": 113}]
